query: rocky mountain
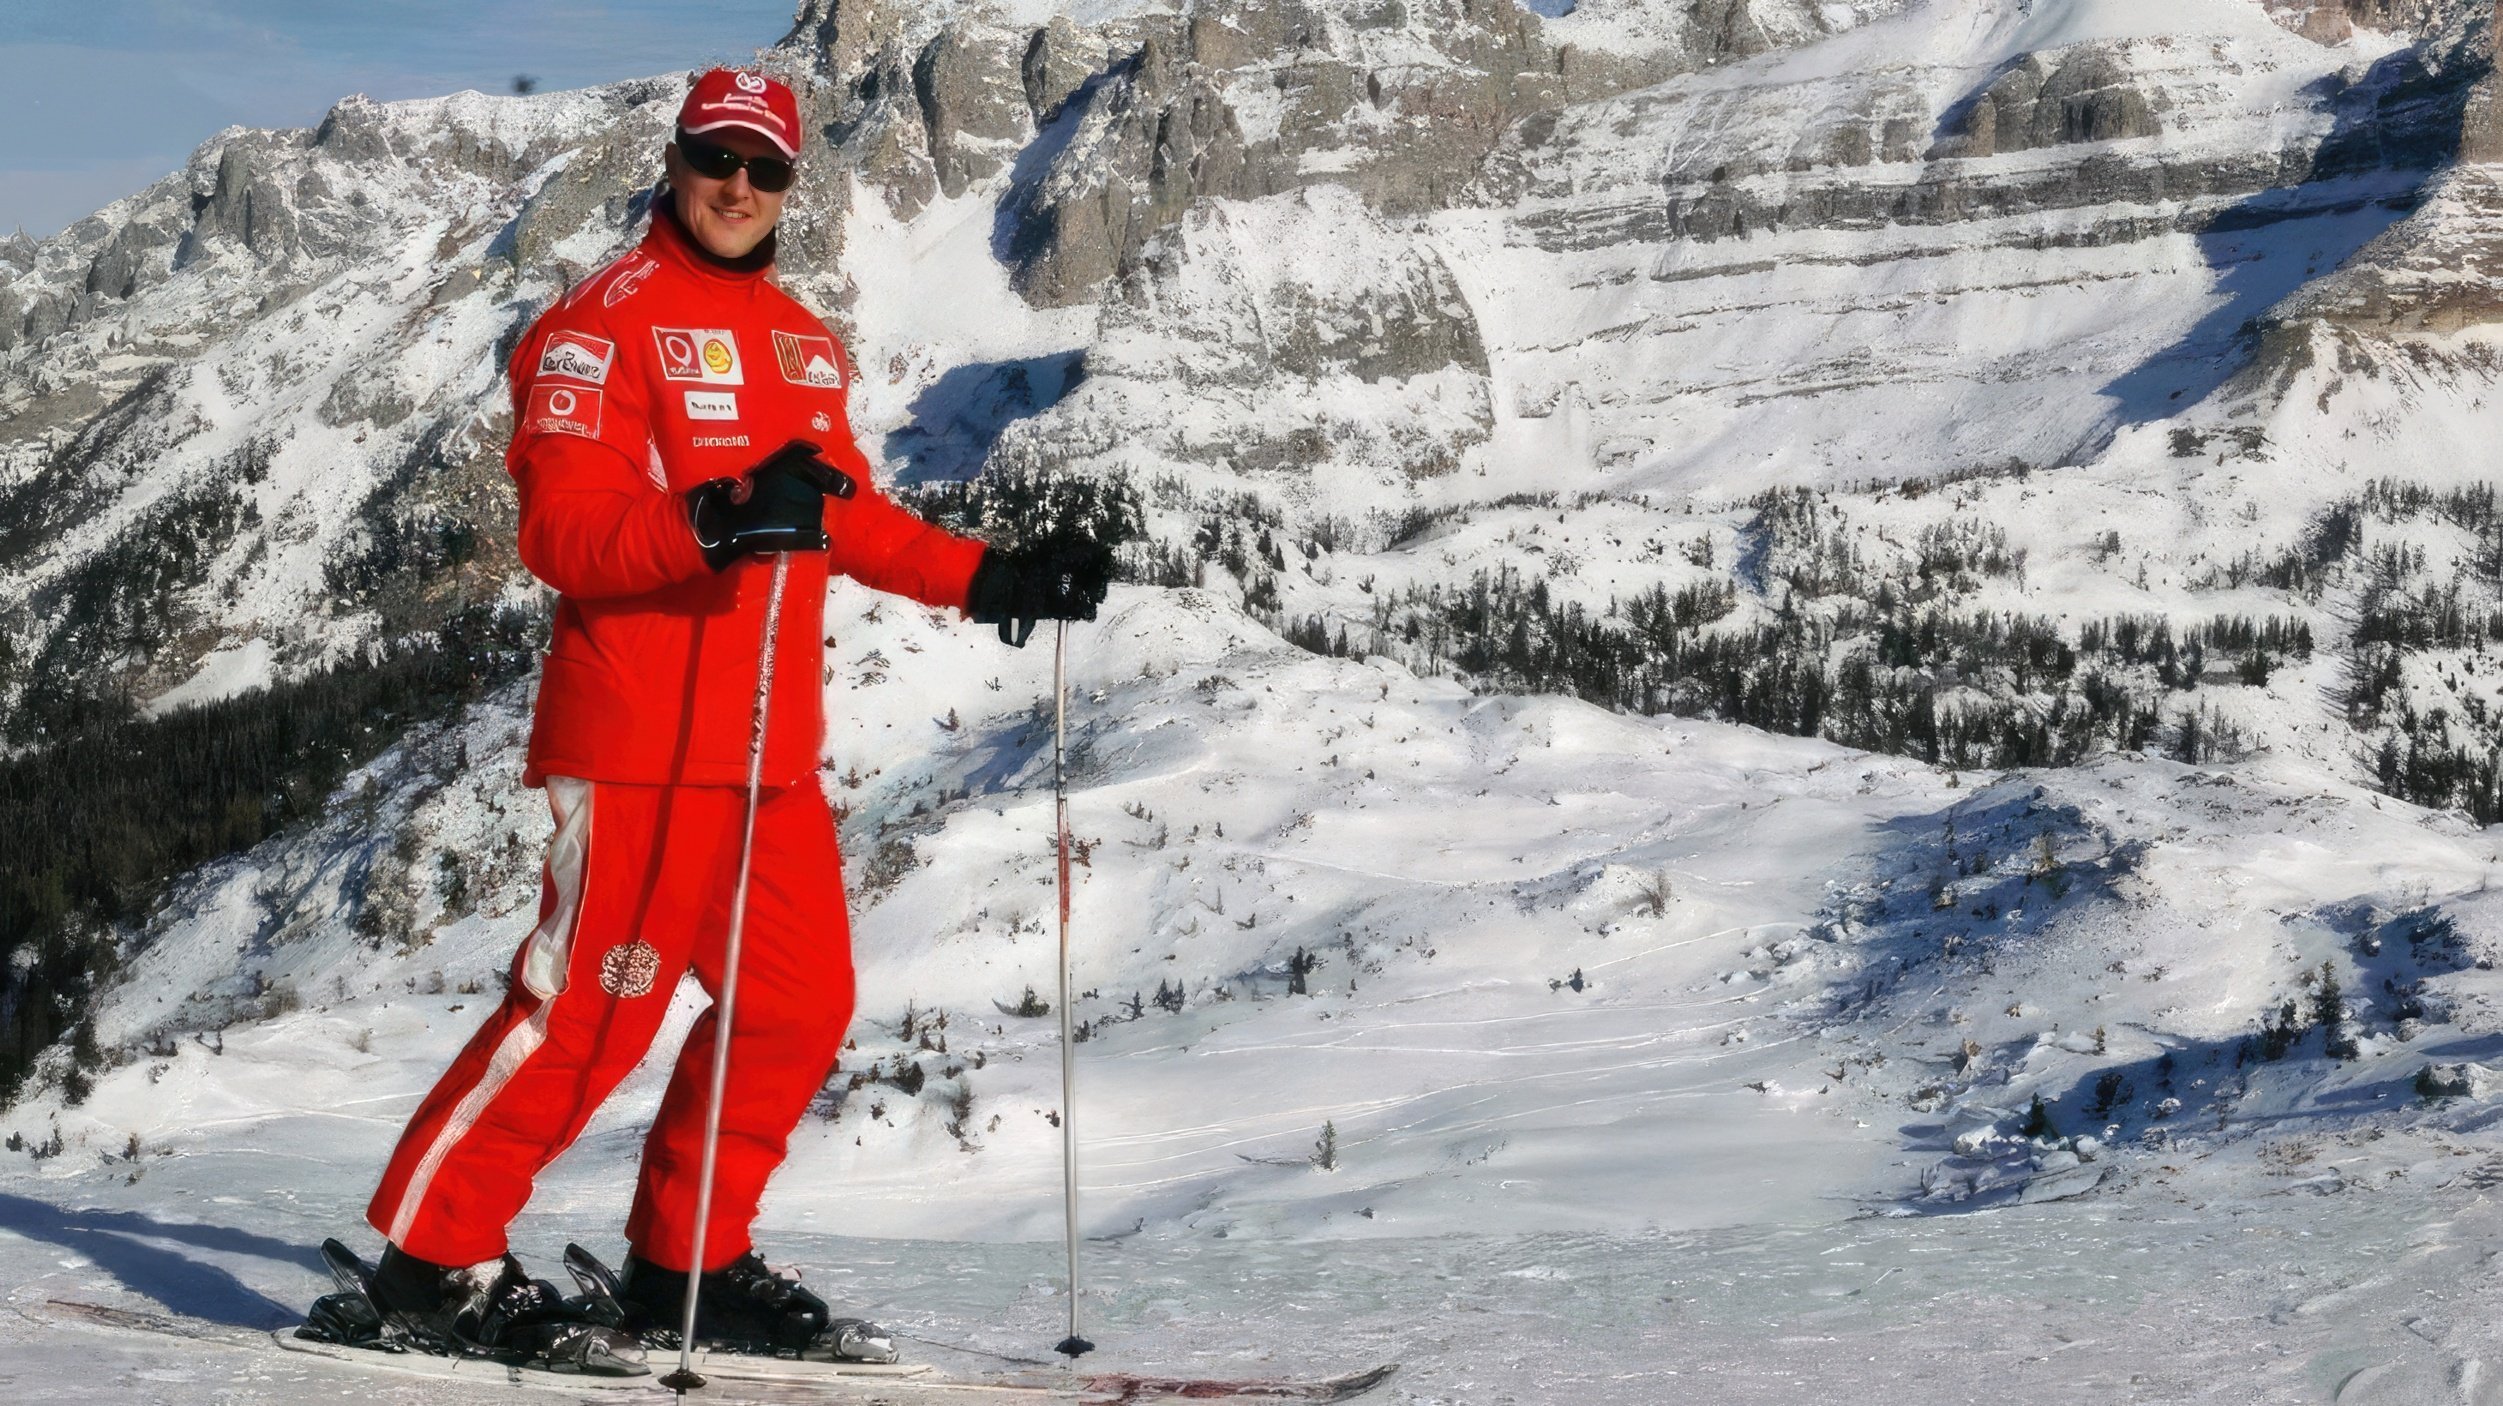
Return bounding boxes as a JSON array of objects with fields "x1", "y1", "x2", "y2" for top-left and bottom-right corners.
[{"x1": 2, "y1": 0, "x2": 2502, "y2": 1274}]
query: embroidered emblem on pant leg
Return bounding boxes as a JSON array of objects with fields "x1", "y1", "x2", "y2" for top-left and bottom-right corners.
[{"x1": 599, "y1": 940, "x2": 662, "y2": 998}]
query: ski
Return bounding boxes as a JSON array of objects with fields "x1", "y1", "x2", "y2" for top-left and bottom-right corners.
[{"x1": 42, "y1": 1295, "x2": 1397, "y2": 1402}]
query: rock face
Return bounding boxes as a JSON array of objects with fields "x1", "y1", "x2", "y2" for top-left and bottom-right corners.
[
  {"x1": 84, "y1": 218, "x2": 177, "y2": 300},
  {"x1": 913, "y1": 25, "x2": 1033, "y2": 198},
  {"x1": 2447, "y1": 0, "x2": 2503, "y2": 161},
  {"x1": 2252, "y1": 0, "x2": 2502, "y2": 337},
  {"x1": 192, "y1": 139, "x2": 303, "y2": 260},
  {"x1": 0, "y1": 0, "x2": 2494, "y2": 749},
  {"x1": 1932, "y1": 48, "x2": 2162, "y2": 159},
  {"x1": 1006, "y1": 35, "x2": 1271, "y2": 307},
  {"x1": 998, "y1": 185, "x2": 1493, "y2": 495},
  {"x1": 1022, "y1": 16, "x2": 1104, "y2": 123},
  {"x1": 0, "y1": 82, "x2": 667, "y2": 730},
  {"x1": 2266, "y1": 0, "x2": 2472, "y2": 41},
  {"x1": 974, "y1": 0, "x2": 1892, "y2": 305},
  {"x1": 1508, "y1": 13, "x2": 2491, "y2": 255}
]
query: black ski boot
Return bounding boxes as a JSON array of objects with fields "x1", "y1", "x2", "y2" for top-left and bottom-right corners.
[
  {"x1": 612, "y1": 1248, "x2": 898, "y2": 1363},
  {"x1": 367, "y1": 1243, "x2": 647, "y2": 1374}
]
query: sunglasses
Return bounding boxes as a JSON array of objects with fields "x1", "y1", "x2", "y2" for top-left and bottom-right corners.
[{"x1": 675, "y1": 131, "x2": 797, "y2": 193}]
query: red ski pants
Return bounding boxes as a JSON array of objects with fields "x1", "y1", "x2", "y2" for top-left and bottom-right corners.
[{"x1": 366, "y1": 776, "x2": 855, "y2": 1271}]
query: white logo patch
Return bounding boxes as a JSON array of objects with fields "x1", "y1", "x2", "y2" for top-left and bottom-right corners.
[
  {"x1": 772, "y1": 330, "x2": 844, "y2": 389},
  {"x1": 811, "y1": 410, "x2": 832, "y2": 432},
  {"x1": 655, "y1": 327, "x2": 743, "y2": 384},
  {"x1": 524, "y1": 383, "x2": 603, "y2": 439},
  {"x1": 685, "y1": 390, "x2": 739, "y2": 421},
  {"x1": 537, "y1": 330, "x2": 613, "y2": 385},
  {"x1": 692, "y1": 434, "x2": 752, "y2": 448},
  {"x1": 735, "y1": 72, "x2": 768, "y2": 94}
]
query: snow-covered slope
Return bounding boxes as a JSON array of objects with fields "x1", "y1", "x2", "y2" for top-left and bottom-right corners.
[{"x1": 6, "y1": 0, "x2": 2503, "y2": 1398}]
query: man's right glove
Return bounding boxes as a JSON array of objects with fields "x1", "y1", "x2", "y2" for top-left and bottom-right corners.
[
  {"x1": 685, "y1": 439, "x2": 858, "y2": 571},
  {"x1": 965, "y1": 535, "x2": 1115, "y2": 646}
]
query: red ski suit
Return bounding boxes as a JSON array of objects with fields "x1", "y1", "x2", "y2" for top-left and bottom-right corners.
[{"x1": 368, "y1": 200, "x2": 987, "y2": 1271}]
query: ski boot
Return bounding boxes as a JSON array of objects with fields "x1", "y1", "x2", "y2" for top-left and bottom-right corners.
[
  {"x1": 360, "y1": 1242, "x2": 646, "y2": 1374},
  {"x1": 599, "y1": 1246, "x2": 898, "y2": 1363}
]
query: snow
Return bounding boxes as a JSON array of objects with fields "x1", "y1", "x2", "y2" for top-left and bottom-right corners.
[
  {"x1": 6, "y1": 0, "x2": 2503, "y2": 1400},
  {"x1": 142, "y1": 639, "x2": 276, "y2": 717},
  {"x1": 10, "y1": 580, "x2": 2503, "y2": 1400}
]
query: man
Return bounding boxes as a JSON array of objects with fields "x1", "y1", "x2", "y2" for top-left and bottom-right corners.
[{"x1": 350, "y1": 69, "x2": 1111, "y2": 1369}]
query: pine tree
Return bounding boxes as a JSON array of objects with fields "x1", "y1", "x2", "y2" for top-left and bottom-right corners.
[
  {"x1": 2021, "y1": 1093, "x2": 2059, "y2": 1140},
  {"x1": 2316, "y1": 961, "x2": 2358, "y2": 1060},
  {"x1": 2258, "y1": 998, "x2": 2303, "y2": 1060}
]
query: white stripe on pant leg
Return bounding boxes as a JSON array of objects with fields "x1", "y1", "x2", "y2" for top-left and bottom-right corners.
[
  {"x1": 384, "y1": 777, "x2": 596, "y2": 1248},
  {"x1": 520, "y1": 776, "x2": 594, "y2": 1001}
]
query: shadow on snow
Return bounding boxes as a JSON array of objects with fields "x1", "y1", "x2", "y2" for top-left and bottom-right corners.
[
  {"x1": 0, "y1": 1192, "x2": 312, "y2": 1327},
  {"x1": 2086, "y1": 34, "x2": 2490, "y2": 442},
  {"x1": 881, "y1": 352, "x2": 1087, "y2": 489}
]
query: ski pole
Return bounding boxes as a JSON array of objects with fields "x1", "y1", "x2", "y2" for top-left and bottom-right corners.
[
  {"x1": 1052, "y1": 619, "x2": 1093, "y2": 1361},
  {"x1": 660, "y1": 551, "x2": 791, "y2": 1395}
]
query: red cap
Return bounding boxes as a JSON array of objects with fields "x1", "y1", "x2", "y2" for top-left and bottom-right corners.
[{"x1": 677, "y1": 69, "x2": 803, "y2": 158}]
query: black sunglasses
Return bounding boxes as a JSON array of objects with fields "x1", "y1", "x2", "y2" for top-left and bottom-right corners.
[{"x1": 674, "y1": 130, "x2": 797, "y2": 193}]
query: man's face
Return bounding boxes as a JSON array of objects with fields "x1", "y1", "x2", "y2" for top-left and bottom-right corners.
[{"x1": 665, "y1": 127, "x2": 790, "y2": 261}]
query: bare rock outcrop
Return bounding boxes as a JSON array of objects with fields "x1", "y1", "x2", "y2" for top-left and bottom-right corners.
[
  {"x1": 188, "y1": 140, "x2": 302, "y2": 262},
  {"x1": 1932, "y1": 48, "x2": 2162, "y2": 160},
  {"x1": 1022, "y1": 17, "x2": 1106, "y2": 123},
  {"x1": 998, "y1": 186, "x2": 1493, "y2": 490},
  {"x1": 914, "y1": 25, "x2": 1034, "y2": 198},
  {"x1": 1006, "y1": 36, "x2": 1272, "y2": 307},
  {"x1": 2265, "y1": 0, "x2": 2476, "y2": 43}
]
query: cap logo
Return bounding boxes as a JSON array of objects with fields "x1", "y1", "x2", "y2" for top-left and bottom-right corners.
[{"x1": 679, "y1": 67, "x2": 802, "y2": 156}]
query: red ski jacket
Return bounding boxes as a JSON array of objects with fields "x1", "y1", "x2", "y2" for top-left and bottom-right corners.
[{"x1": 504, "y1": 199, "x2": 987, "y2": 789}]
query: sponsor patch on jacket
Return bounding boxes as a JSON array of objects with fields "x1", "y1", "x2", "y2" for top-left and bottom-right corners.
[
  {"x1": 537, "y1": 330, "x2": 614, "y2": 385},
  {"x1": 772, "y1": 330, "x2": 844, "y2": 389},
  {"x1": 692, "y1": 434, "x2": 751, "y2": 448},
  {"x1": 684, "y1": 390, "x2": 739, "y2": 421},
  {"x1": 655, "y1": 327, "x2": 742, "y2": 384},
  {"x1": 524, "y1": 384, "x2": 604, "y2": 439}
]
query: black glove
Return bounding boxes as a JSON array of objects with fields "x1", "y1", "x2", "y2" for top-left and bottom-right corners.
[
  {"x1": 685, "y1": 439, "x2": 858, "y2": 571},
  {"x1": 965, "y1": 535, "x2": 1115, "y2": 647}
]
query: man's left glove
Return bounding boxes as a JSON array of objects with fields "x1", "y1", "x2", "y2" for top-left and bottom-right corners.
[
  {"x1": 685, "y1": 439, "x2": 858, "y2": 572},
  {"x1": 965, "y1": 535, "x2": 1115, "y2": 647}
]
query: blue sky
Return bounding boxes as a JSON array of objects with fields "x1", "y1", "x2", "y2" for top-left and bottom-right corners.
[{"x1": 2, "y1": 1, "x2": 798, "y2": 238}]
